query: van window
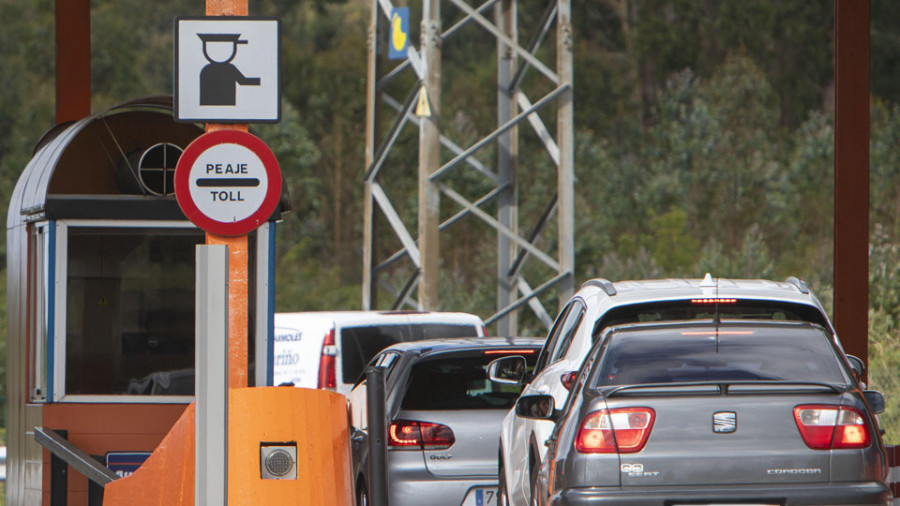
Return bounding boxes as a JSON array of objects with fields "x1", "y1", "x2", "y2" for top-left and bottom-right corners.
[{"x1": 340, "y1": 323, "x2": 478, "y2": 384}]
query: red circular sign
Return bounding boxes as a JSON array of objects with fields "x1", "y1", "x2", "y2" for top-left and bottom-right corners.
[{"x1": 175, "y1": 129, "x2": 282, "y2": 236}]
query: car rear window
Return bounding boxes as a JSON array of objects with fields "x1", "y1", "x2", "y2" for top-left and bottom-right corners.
[
  {"x1": 340, "y1": 323, "x2": 479, "y2": 383},
  {"x1": 594, "y1": 325, "x2": 847, "y2": 386},
  {"x1": 401, "y1": 350, "x2": 538, "y2": 411},
  {"x1": 593, "y1": 299, "x2": 830, "y2": 338}
]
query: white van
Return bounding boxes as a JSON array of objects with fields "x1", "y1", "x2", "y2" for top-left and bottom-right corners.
[{"x1": 273, "y1": 311, "x2": 486, "y2": 396}]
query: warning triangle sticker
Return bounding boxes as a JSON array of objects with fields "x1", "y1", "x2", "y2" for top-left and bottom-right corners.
[{"x1": 415, "y1": 85, "x2": 431, "y2": 117}]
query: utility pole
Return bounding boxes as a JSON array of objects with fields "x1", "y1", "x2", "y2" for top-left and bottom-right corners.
[{"x1": 418, "y1": 0, "x2": 442, "y2": 309}]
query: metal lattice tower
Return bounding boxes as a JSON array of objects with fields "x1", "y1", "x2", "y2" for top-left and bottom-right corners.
[{"x1": 363, "y1": 0, "x2": 574, "y2": 334}]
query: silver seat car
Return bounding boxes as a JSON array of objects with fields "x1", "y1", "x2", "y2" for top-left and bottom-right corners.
[
  {"x1": 348, "y1": 337, "x2": 544, "y2": 506},
  {"x1": 516, "y1": 320, "x2": 889, "y2": 505},
  {"x1": 497, "y1": 274, "x2": 848, "y2": 506}
]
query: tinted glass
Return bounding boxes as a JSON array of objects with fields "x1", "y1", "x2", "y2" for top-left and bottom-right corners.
[
  {"x1": 65, "y1": 227, "x2": 205, "y2": 395},
  {"x1": 402, "y1": 350, "x2": 538, "y2": 410},
  {"x1": 340, "y1": 323, "x2": 478, "y2": 383},
  {"x1": 594, "y1": 325, "x2": 846, "y2": 386},
  {"x1": 594, "y1": 300, "x2": 830, "y2": 338},
  {"x1": 551, "y1": 302, "x2": 586, "y2": 362},
  {"x1": 534, "y1": 303, "x2": 574, "y2": 373}
]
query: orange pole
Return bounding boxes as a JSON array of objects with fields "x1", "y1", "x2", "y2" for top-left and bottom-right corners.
[
  {"x1": 206, "y1": 0, "x2": 250, "y2": 389},
  {"x1": 206, "y1": 0, "x2": 247, "y2": 16},
  {"x1": 206, "y1": 233, "x2": 249, "y2": 388}
]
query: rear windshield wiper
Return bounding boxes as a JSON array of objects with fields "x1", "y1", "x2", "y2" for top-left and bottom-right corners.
[{"x1": 602, "y1": 380, "x2": 844, "y2": 397}]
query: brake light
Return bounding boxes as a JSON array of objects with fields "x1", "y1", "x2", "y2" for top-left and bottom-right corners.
[
  {"x1": 691, "y1": 298, "x2": 737, "y2": 304},
  {"x1": 575, "y1": 407, "x2": 655, "y2": 454},
  {"x1": 317, "y1": 328, "x2": 337, "y2": 389},
  {"x1": 561, "y1": 372, "x2": 577, "y2": 391},
  {"x1": 389, "y1": 420, "x2": 455, "y2": 450},
  {"x1": 793, "y1": 404, "x2": 871, "y2": 449},
  {"x1": 484, "y1": 348, "x2": 537, "y2": 355}
]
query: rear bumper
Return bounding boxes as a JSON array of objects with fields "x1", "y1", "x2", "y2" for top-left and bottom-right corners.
[
  {"x1": 550, "y1": 482, "x2": 891, "y2": 506},
  {"x1": 389, "y1": 470, "x2": 497, "y2": 506}
]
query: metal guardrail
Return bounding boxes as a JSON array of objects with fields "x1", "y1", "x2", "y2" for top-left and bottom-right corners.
[
  {"x1": 887, "y1": 445, "x2": 900, "y2": 504},
  {"x1": 33, "y1": 427, "x2": 119, "y2": 506}
]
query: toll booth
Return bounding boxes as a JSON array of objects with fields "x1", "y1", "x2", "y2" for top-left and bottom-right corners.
[{"x1": 5, "y1": 97, "x2": 285, "y2": 505}]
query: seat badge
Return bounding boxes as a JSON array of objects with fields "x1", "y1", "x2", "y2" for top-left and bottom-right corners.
[{"x1": 713, "y1": 411, "x2": 737, "y2": 433}]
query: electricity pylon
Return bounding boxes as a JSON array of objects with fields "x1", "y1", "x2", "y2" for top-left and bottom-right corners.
[{"x1": 363, "y1": 0, "x2": 574, "y2": 335}]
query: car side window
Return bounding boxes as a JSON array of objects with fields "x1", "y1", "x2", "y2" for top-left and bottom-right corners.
[
  {"x1": 550, "y1": 301, "x2": 586, "y2": 363},
  {"x1": 353, "y1": 350, "x2": 399, "y2": 387},
  {"x1": 534, "y1": 303, "x2": 575, "y2": 374},
  {"x1": 376, "y1": 351, "x2": 401, "y2": 379}
]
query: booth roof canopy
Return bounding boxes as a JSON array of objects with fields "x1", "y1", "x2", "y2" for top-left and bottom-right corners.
[{"x1": 8, "y1": 96, "x2": 289, "y2": 226}]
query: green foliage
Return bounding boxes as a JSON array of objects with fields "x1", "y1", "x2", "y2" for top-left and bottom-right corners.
[
  {"x1": 274, "y1": 236, "x2": 359, "y2": 312},
  {"x1": 868, "y1": 308, "x2": 900, "y2": 445}
]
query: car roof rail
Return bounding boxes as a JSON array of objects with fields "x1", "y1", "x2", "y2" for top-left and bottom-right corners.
[
  {"x1": 581, "y1": 278, "x2": 617, "y2": 296},
  {"x1": 785, "y1": 276, "x2": 809, "y2": 294}
]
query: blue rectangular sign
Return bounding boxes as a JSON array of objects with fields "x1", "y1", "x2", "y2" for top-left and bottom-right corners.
[
  {"x1": 388, "y1": 7, "x2": 410, "y2": 60},
  {"x1": 106, "y1": 451, "x2": 152, "y2": 478}
]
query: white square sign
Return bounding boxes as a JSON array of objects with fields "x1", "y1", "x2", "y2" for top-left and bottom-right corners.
[{"x1": 175, "y1": 17, "x2": 280, "y2": 123}]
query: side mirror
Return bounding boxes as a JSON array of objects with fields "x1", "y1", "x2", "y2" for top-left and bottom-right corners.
[
  {"x1": 846, "y1": 355, "x2": 865, "y2": 382},
  {"x1": 864, "y1": 390, "x2": 886, "y2": 415},
  {"x1": 515, "y1": 394, "x2": 556, "y2": 421},
  {"x1": 488, "y1": 356, "x2": 528, "y2": 385}
]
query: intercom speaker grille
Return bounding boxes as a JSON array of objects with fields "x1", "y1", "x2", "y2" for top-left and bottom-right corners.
[{"x1": 264, "y1": 449, "x2": 293, "y2": 476}]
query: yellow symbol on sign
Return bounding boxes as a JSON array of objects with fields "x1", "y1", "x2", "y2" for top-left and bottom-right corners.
[
  {"x1": 97, "y1": 295, "x2": 110, "y2": 307},
  {"x1": 416, "y1": 85, "x2": 431, "y2": 117},
  {"x1": 391, "y1": 13, "x2": 407, "y2": 53}
]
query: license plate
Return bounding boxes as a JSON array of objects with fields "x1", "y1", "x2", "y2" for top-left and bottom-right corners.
[{"x1": 460, "y1": 486, "x2": 497, "y2": 506}]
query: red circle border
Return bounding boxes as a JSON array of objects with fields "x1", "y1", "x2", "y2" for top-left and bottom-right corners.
[{"x1": 175, "y1": 129, "x2": 282, "y2": 236}]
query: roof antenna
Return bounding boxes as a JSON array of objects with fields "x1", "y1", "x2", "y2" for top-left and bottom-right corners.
[
  {"x1": 700, "y1": 273, "x2": 721, "y2": 326},
  {"x1": 700, "y1": 273, "x2": 721, "y2": 350},
  {"x1": 713, "y1": 274, "x2": 721, "y2": 327}
]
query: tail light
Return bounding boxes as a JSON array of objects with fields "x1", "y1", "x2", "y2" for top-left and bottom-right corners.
[
  {"x1": 561, "y1": 372, "x2": 577, "y2": 391},
  {"x1": 793, "y1": 404, "x2": 871, "y2": 449},
  {"x1": 317, "y1": 328, "x2": 337, "y2": 389},
  {"x1": 575, "y1": 407, "x2": 655, "y2": 454},
  {"x1": 389, "y1": 420, "x2": 455, "y2": 450}
]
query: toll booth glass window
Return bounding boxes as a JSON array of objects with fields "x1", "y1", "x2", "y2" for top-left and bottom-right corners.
[{"x1": 65, "y1": 227, "x2": 205, "y2": 396}]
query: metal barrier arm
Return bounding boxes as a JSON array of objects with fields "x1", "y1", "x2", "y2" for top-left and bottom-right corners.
[{"x1": 34, "y1": 427, "x2": 120, "y2": 486}]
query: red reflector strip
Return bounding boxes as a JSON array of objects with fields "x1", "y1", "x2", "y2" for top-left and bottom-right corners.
[
  {"x1": 681, "y1": 331, "x2": 754, "y2": 336},
  {"x1": 691, "y1": 298, "x2": 737, "y2": 304},
  {"x1": 484, "y1": 349, "x2": 537, "y2": 355}
]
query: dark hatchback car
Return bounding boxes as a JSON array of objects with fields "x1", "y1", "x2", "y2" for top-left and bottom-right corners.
[{"x1": 516, "y1": 320, "x2": 889, "y2": 506}]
